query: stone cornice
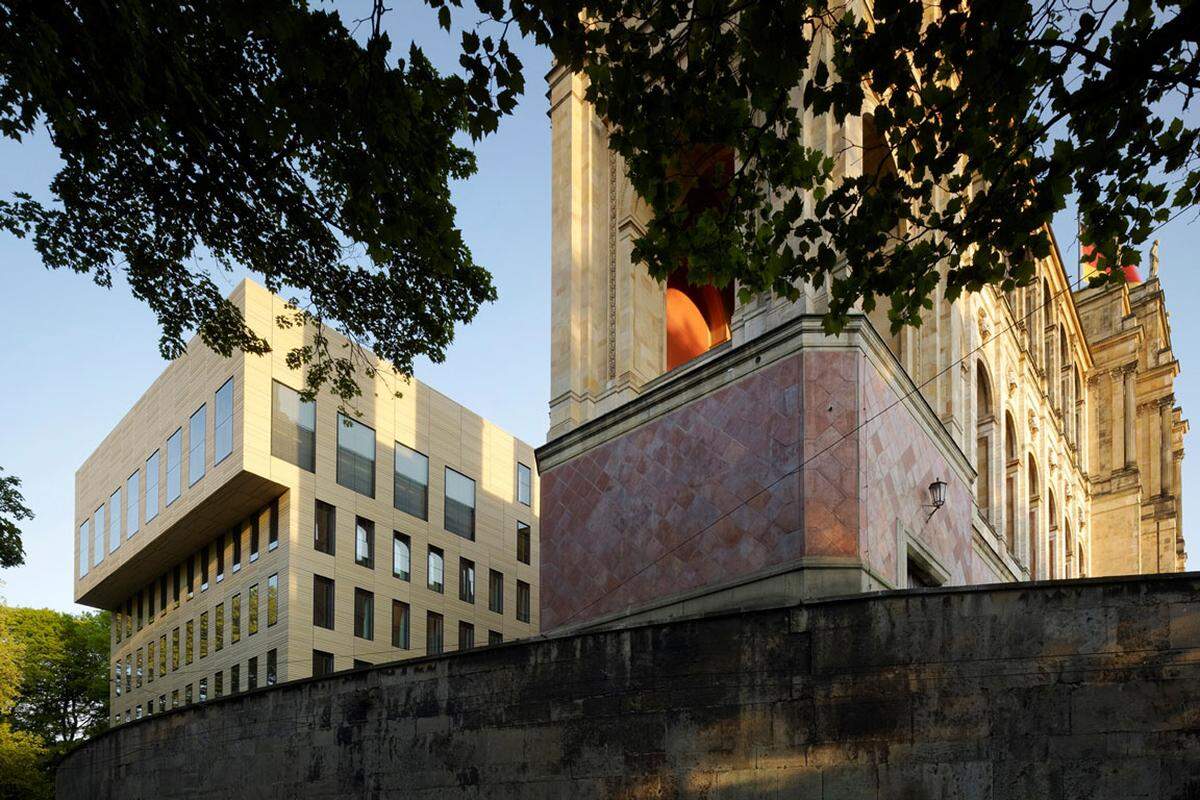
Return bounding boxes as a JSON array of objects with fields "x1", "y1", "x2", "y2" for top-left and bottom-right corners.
[{"x1": 536, "y1": 313, "x2": 974, "y2": 483}]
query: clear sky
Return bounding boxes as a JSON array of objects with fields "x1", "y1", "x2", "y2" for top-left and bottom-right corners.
[{"x1": 0, "y1": 5, "x2": 1196, "y2": 612}]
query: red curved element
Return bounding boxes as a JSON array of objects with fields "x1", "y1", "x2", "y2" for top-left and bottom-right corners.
[
  {"x1": 1081, "y1": 243, "x2": 1141, "y2": 283},
  {"x1": 666, "y1": 287, "x2": 711, "y2": 370},
  {"x1": 666, "y1": 268, "x2": 734, "y2": 371}
]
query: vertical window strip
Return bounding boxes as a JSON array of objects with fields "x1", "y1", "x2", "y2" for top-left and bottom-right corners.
[
  {"x1": 145, "y1": 450, "x2": 160, "y2": 522},
  {"x1": 166, "y1": 429, "x2": 182, "y2": 505},
  {"x1": 214, "y1": 377, "x2": 234, "y2": 464},
  {"x1": 188, "y1": 404, "x2": 207, "y2": 486}
]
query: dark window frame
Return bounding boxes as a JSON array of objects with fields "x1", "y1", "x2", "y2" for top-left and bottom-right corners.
[
  {"x1": 314, "y1": 500, "x2": 336, "y2": 555},
  {"x1": 426, "y1": 611, "x2": 444, "y2": 655},
  {"x1": 336, "y1": 413, "x2": 376, "y2": 498},
  {"x1": 443, "y1": 467, "x2": 476, "y2": 540},
  {"x1": 354, "y1": 516, "x2": 375, "y2": 569},
  {"x1": 313, "y1": 574, "x2": 335, "y2": 630},
  {"x1": 427, "y1": 546, "x2": 444, "y2": 593},
  {"x1": 459, "y1": 558, "x2": 475, "y2": 604},
  {"x1": 393, "y1": 442, "x2": 429, "y2": 520},
  {"x1": 489, "y1": 569, "x2": 504, "y2": 614},
  {"x1": 391, "y1": 600, "x2": 410, "y2": 649},
  {"x1": 353, "y1": 588, "x2": 374, "y2": 641},
  {"x1": 517, "y1": 462, "x2": 532, "y2": 506},
  {"x1": 392, "y1": 531, "x2": 411, "y2": 581},
  {"x1": 271, "y1": 380, "x2": 316, "y2": 472},
  {"x1": 517, "y1": 521, "x2": 531, "y2": 565}
]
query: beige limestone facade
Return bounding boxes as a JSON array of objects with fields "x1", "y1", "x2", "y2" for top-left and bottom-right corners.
[
  {"x1": 540, "y1": 65, "x2": 1185, "y2": 629},
  {"x1": 75, "y1": 280, "x2": 539, "y2": 725},
  {"x1": 1075, "y1": 272, "x2": 1187, "y2": 575}
]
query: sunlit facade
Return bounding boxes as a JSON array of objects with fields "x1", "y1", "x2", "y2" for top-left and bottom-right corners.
[
  {"x1": 539, "y1": 65, "x2": 1185, "y2": 631},
  {"x1": 75, "y1": 280, "x2": 539, "y2": 724}
]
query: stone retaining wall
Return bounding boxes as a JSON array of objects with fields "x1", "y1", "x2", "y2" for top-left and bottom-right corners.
[{"x1": 58, "y1": 573, "x2": 1200, "y2": 799}]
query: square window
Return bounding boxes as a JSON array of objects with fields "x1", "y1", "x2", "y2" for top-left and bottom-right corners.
[{"x1": 312, "y1": 650, "x2": 334, "y2": 678}]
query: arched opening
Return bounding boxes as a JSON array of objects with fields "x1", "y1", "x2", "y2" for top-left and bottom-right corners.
[
  {"x1": 664, "y1": 146, "x2": 736, "y2": 371},
  {"x1": 666, "y1": 269, "x2": 734, "y2": 369},
  {"x1": 1027, "y1": 455, "x2": 1041, "y2": 578},
  {"x1": 975, "y1": 362, "x2": 994, "y2": 523},
  {"x1": 1059, "y1": 325, "x2": 1071, "y2": 425},
  {"x1": 1004, "y1": 413, "x2": 1019, "y2": 554},
  {"x1": 1048, "y1": 489, "x2": 1059, "y2": 578},
  {"x1": 1078, "y1": 542, "x2": 1087, "y2": 578}
]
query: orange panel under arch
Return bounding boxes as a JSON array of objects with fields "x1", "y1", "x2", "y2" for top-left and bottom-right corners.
[{"x1": 666, "y1": 268, "x2": 733, "y2": 371}]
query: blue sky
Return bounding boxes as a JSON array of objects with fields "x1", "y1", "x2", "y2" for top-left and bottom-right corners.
[{"x1": 0, "y1": 6, "x2": 1196, "y2": 612}]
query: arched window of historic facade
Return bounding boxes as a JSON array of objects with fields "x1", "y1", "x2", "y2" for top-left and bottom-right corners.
[
  {"x1": 1047, "y1": 488, "x2": 1059, "y2": 578},
  {"x1": 1028, "y1": 279, "x2": 1044, "y2": 369},
  {"x1": 1043, "y1": 279, "x2": 1056, "y2": 401},
  {"x1": 664, "y1": 146, "x2": 735, "y2": 371},
  {"x1": 1027, "y1": 455, "x2": 1041, "y2": 578},
  {"x1": 1004, "y1": 413, "x2": 1019, "y2": 554},
  {"x1": 1059, "y1": 325, "x2": 1071, "y2": 428},
  {"x1": 1073, "y1": 367, "x2": 1084, "y2": 453},
  {"x1": 976, "y1": 362, "x2": 994, "y2": 522}
]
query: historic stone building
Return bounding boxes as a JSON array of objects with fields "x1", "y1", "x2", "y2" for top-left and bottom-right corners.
[
  {"x1": 1076, "y1": 248, "x2": 1187, "y2": 576},
  {"x1": 538, "y1": 67, "x2": 1186, "y2": 631}
]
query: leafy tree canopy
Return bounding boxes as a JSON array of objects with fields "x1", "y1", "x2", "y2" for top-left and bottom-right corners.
[
  {"x1": 483, "y1": 0, "x2": 1200, "y2": 331},
  {"x1": 0, "y1": 469, "x2": 32, "y2": 569},
  {"x1": 2, "y1": 0, "x2": 1197, "y2": 369},
  {"x1": 1, "y1": 0, "x2": 497, "y2": 405},
  {"x1": 0, "y1": 606, "x2": 109, "y2": 747}
]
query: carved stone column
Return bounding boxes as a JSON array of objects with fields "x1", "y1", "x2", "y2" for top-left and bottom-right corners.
[
  {"x1": 1123, "y1": 366, "x2": 1137, "y2": 468},
  {"x1": 1160, "y1": 396, "x2": 1174, "y2": 495}
]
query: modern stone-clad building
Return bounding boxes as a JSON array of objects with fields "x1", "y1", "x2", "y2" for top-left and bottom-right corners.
[{"x1": 75, "y1": 280, "x2": 539, "y2": 725}]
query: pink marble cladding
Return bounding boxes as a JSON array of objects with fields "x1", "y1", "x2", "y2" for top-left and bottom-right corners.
[
  {"x1": 859, "y1": 361, "x2": 973, "y2": 585},
  {"x1": 539, "y1": 347, "x2": 970, "y2": 630},
  {"x1": 801, "y1": 350, "x2": 861, "y2": 557}
]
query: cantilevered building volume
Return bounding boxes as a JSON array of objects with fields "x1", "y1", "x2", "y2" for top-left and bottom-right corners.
[{"x1": 75, "y1": 280, "x2": 539, "y2": 725}]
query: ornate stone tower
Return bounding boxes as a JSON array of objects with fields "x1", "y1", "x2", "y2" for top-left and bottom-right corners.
[
  {"x1": 545, "y1": 70, "x2": 835, "y2": 441},
  {"x1": 1075, "y1": 251, "x2": 1188, "y2": 575}
]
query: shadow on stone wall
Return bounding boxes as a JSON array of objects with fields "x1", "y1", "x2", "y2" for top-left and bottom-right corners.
[{"x1": 59, "y1": 573, "x2": 1200, "y2": 799}]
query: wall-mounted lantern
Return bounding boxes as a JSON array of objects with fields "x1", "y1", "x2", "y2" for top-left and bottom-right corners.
[{"x1": 925, "y1": 478, "x2": 948, "y2": 521}]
